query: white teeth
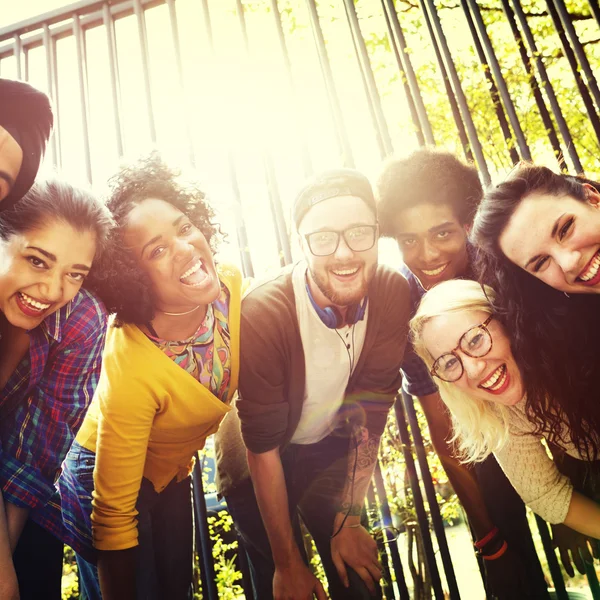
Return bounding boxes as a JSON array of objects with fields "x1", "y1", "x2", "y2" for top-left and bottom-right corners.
[
  {"x1": 332, "y1": 267, "x2": 359, "y2": 276},
  {"x1": 18, "y1": 292, "x2": 50, "y2": 311},
  {"x1": 479, "y1": 365, "x2": 507, "y2": 391},
  {"x1": 180, "y1": 259, "x2": 202, "y2": 281},
  {"x1": 578, "y1": 252, "x2": 600, "y2": 282},
  {"x1": 422, "y1": 264, "x2": 448, "y2": 276}
]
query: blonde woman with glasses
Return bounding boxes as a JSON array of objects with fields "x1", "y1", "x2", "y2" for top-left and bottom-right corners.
[{"x1": 410, "y1": 279, "x2": 600, "y2": 568}]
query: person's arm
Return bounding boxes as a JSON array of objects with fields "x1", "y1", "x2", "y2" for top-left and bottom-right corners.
[
  {"x1": 564, "y1": 491, "x2": 600, "y2": 539},
  {"x1": 0, "y1": 493, "x2": 19, "y2": 600},
  {"x1": 0, "y1": 295, "x2": 106, "y2": 547},
  {"x1": 330, "y1": 426, "x2": 382, "y2": 594},
  {"x1": 247, "y1": 448, "x2": 326, "y2": 600},
  {"x1": 93, "y1": 367, "x2": 156, "y2": 600},
  {"x1": 419, "y1": 391, "x2": 495, "y2": 539}
]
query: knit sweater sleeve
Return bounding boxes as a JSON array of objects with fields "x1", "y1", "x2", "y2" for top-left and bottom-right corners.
[{"x1": 493, "y1": 408, "x2": 573, "y2": 524}]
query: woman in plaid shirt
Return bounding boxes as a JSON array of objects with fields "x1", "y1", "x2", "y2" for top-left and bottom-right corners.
[{"x1": 0, "y1": 179, "x2": 113, "y2": 600}]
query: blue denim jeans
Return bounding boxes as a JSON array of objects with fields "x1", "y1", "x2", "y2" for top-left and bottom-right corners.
[
  {"x1": 71, "y1": 442, "x2": 194, "y2": 600},
  {"x1": 225, "y1": 433, "x2": 382, "y2": 600}
]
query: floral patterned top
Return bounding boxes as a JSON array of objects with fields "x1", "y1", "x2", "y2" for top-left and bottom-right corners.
[{"x1": 146, "y1": 284, "x2": 231, "y2": 402}]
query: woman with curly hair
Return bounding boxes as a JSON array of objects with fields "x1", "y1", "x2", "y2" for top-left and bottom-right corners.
[
  {"x1": 0, "y1": 179, "x2": 112, "y2": 600},
  {"x1": 470, "y1": 164, "x2": 600, "y2": 467},
  {"x1": 45, "y1": 153, "x2": 242, "y2": 600},
  {"x1": 410, "y1": 279, "x2": 600, "y2": 556}
]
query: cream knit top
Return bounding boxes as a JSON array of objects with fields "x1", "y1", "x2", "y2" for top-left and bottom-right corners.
[{"x1": 493, "y1": 398, "x2": 581, "y2": 524}]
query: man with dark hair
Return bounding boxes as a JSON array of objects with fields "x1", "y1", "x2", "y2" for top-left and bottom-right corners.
[
  {"x1": 376, "y1": 148, "x2": 550, "y2": 599},
  {"x1": 217, "y1": 168, "x2": 410, "y2": 600},
  {"x1": 0, "y1": 77, "x2": 54, "y2": 211}
]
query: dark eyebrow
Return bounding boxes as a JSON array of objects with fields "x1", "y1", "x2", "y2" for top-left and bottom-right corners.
[
  {"x1": 429, "y1": 221, "x2": 454, "y2": 234},
  {"x1": 550, "y1": 213, "x2": 565, "y2": 239},
  {"x1": 140, "y1": 215, "x2": 186, "y2": 257},
  {"x1": 524, "y1": 254, "x2": 542, "y2": 270},
  {"x1": 28, "y1": 246, "x2": 91, "y2": 271},
  {"x1": 0, "y1": 170, "x2": 15, "y2": 189}
]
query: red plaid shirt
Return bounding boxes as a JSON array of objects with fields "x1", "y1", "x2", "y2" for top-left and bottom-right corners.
[{"x1": 0, "y1": 289, "x2": 107, "y2": 510}]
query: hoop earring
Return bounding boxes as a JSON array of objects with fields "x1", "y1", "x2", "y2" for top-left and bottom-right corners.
[{"x1": 564, "y1": 292, "x2": 570, "y2": 298}]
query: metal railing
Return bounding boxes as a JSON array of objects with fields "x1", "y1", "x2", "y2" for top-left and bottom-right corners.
[{"x1": 2, "y1": 1, "x2": 599, "y2": 598}]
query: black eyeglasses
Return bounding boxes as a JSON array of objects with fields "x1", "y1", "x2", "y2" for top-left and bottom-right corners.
[
  {"x1": 305, "y1": 224, "x2": 378, "y2": 257},
  {"x1": 430, "y1": 315, "x2": 494, "y2": 383}
]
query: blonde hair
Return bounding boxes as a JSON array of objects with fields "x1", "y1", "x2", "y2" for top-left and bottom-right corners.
[{"x1": 410, "y1": 279, "x2": 512, "y2": 463}]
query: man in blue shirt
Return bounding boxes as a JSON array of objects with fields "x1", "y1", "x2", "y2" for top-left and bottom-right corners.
[{"x1": 376, "y1": 148, "x2": 550, "y2": 599}]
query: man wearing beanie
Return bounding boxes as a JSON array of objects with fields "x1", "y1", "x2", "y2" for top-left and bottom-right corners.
[
  {"x1": 0, "y1": 77, "x2": 54, "y2": 211},
  {"x1": 217, "y1": 169, "x2": 410, "y2": 599}
]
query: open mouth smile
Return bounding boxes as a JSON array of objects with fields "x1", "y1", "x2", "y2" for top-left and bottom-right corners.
[
  {"x1": 16, "y1": 292, "x2": 52, "y2": 317},
  {"x1": 331, "y1": 266, "x2": 360, "y2": 278},
  {"x1": 576, "y1": 249, "x2": 600, "y2": 286},
  {"x1": 421, "y1": 263, "x2": 449, "y2": 277},
  {"x1": 180, "y1": 258, "x2": 211, "y2": 288},
  {"x1": 478, "y1": 364, "x2": 510, "y2": 395}
]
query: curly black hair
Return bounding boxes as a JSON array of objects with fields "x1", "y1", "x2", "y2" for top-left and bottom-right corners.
[
  {"x1": 376, "y1": 148, "x2": 483, "y2": 237},
  {"x1": 87, "y1": 152, "x2": 220, "y2": 326},
  {"x1": 471, "y1": 163, "x2": 600, "y2": 460}
]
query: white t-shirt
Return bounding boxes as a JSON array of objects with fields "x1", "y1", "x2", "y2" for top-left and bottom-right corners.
[{"x1": 290, "y1": 262, "x2": 368, "y2": 445}]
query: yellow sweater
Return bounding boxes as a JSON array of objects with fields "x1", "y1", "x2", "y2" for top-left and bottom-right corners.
[{"x1": 76, "y1": 264, "x2": 241, "y2": 551}]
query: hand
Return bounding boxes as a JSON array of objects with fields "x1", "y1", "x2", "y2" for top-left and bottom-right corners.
[
  {"x1": 331, "y1": 525, "x2": 382, "y2": 596},
  {"x1": 483, "y1": 546, "x2": 532, "y2": 600},
  {"x1": 273, "y1": 558, "x2": 327, "y2": 600},
  {"x1": 552, "y1": 523, "x2": 598, "y2": 577}
]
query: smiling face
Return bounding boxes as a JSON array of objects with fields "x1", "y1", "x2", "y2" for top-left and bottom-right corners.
[
  {"x1": 0, "y1": 125, "x2": 24, "y2": 203},
  {"x1": 298, "y1": 195, "x2": 378, "y2": 307},
  {"x1": 421, "y1": 309, "x2": 523, "y2": 406},
  {"x1": 499, "y1": 187, "x2": 600, "y2": 294},
  {"x1": 123, "y1": 197, "x2": 220, "y2": 312},
  {"x1": 0, "y1": 220, "x2": 96, "y2": 329},
  {"x1": 392, "y1": 203, "x2": 469, "y2": 290}
]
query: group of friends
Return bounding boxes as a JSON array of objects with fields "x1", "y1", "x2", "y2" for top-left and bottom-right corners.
[{"x1": 0, "y1": 74, "x2": 599, "y2": 600}]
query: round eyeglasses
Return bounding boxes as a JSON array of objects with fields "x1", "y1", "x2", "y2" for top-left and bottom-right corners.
[
  {"x1": 305, "y1": 224, "x2": 378, "y2": 257},
  {"x1": 429, "y1": 315, "x2": 494, "y2": 383}
]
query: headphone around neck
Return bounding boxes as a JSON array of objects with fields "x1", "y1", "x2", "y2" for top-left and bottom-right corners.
[{"x1": 305, "y1": 281, "x2": 367, "y2": 329}]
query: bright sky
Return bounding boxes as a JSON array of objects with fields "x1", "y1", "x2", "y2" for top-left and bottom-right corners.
[{"x1": 1, "y1": 1, "x2": 74, "y2": 28}]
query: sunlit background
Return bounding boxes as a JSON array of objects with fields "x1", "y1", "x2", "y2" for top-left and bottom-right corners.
[{"x1": 1, "y1": 0, "x2": 599, "y2": 276}]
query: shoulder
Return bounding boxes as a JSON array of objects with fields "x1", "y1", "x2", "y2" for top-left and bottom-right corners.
[
  {"x1": 369, "y1": 264, "x2": 410, "y2": 304},
  {"x1": 56, "y1": 289, "x2": 108, "y2": 347},
  {"x1": 242, "y1": 265, "x2": 295, "y2": 316},
  {"x1": 217, "y1": 262, "x2": 242, "y2": 293}
]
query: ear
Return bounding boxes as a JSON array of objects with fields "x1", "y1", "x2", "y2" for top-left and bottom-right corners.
[
  {"x1": 463, "y1": 223, "x2": 472, "y2": 236},
  {"x1": 582, "y1": 183, "x2": 600, "y2": 208}
]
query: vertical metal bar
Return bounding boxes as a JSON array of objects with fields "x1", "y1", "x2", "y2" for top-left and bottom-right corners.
[
  {"x1": 269, "y1": 0, "x2": 313, "y2": 176},
  {"x1": 419, "y1": 0, "x2": 491, "y2": 183},
  {"x1": 550, "y1": 0, "x2": 600, "y2": 109},
  {"x1": 458, "y1": 1, "x2": 519, "y2": 164},
  {"x1": 499, "y1": 0, "x2": 574, "y2": 171},
  {"x1": 166, "y1": 0, "x2": 195, "y2": 166},
  {"x1": 588, "y1": 0, "x2": 600, "y2": 29},
  {"x1": 507, "y1": 0, "x2": 582, "y2": 172},
  {"x1": 464, "y1": 0, "x2": 531, "y2": 161},
  {"x1": 23, "y1": 48, "x2": 29, "y2": 82},
  {"x1": 402, "y1": 392, "x2": 461, "y2": 599},
  {"x1": 43, "y1": 24, "x2": 60, "y2": 168},
  {"x1": 342, "y1": 0, "x2": 393, "y2": 157},
  {"x1": 416, "y1": 0, "x2": 476, "y2": 164},
  {"x1": 234, "y1": 0, "x2": 290, "y2": 268},
  {"x1": 103, "y1": 3, "x2": 124, "y2": 157},
  {"x1": 13, "y1": 35, "x2": 22, "y2": 80},
  {"x1": 535, "y1": 516, "x2": 568, "y2": 600},
  {"x1": 73, "y1": 14, "x2": 92, "y2": 184},
  {"x1": 192, "y1": 456, "x2": 219, "y2": 600},
  {"x1": 198, "y1": 0, "x2": 254, "y2": 278},
  {"x1": 543, "y1": 0, "x2": 600, "y2": 144},
  {"x1": 304, "y1": 0, "x2": 354, "y2": 167},
  {"x1": 373, "y1": 463, "x2": 410, "y2": 600},
  {"x1": 380, "y1": 0, "x2": 428, "y2": 146},
  {"x1": 394, "y1": 397, "x2": 445, "y2": 600},
  {"x1": 133, "y1": 0, "x2": 156, "y2": 143}
]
